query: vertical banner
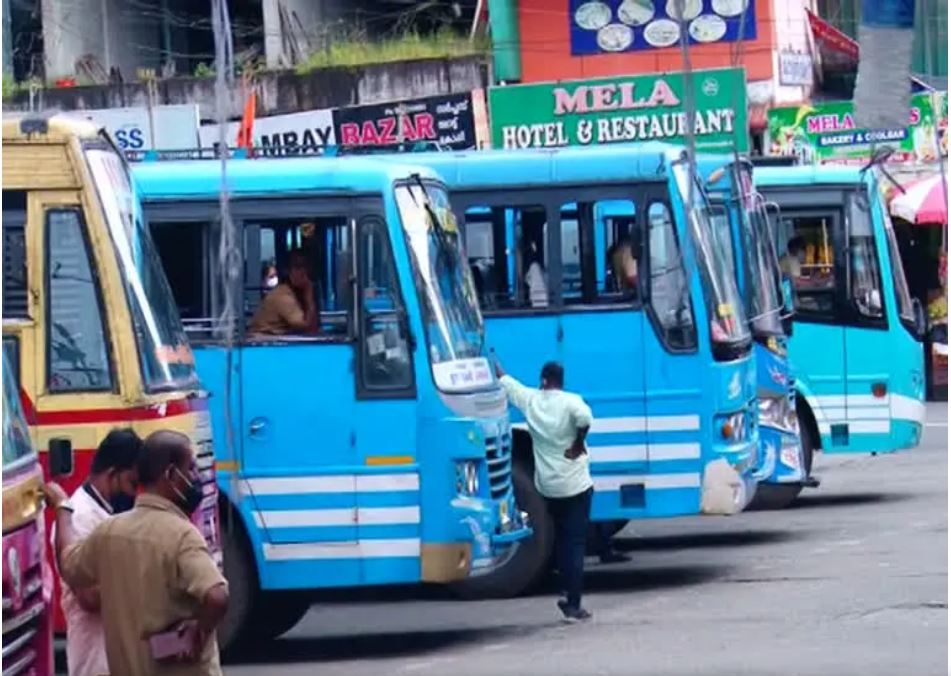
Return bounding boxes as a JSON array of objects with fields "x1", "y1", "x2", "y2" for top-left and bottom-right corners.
[{"x1": 852, "y1": 0, "x2": 915, "y2": 130}]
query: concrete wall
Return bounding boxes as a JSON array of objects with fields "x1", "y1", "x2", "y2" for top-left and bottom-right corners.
[
  {"x1": 262, "y1": 0, "x2": 348, "y2": 69},
  {"x1": 10, "y1": 55, "x2": 489, "y2": 120},
  {"x1": 42, "y1": 0, "x2": 162, "y2": 80}
]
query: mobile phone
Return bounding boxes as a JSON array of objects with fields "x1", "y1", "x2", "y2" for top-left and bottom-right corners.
[{"x1": 148, "y1": 622, "x2": 196, "y2": 661}]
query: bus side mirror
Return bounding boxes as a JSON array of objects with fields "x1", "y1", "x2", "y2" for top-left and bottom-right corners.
[
  {"x1": 781, "y1": 278, "x2": 795, "y2": 336},
  {"x1": 782, "y1": 313, "x2": 794, "y2": 337},
  {"x1": 49, "y1": 438, "x2": 74, "y2": 478}
]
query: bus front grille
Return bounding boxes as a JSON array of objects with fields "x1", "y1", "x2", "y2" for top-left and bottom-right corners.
[
  {"x1": 485, "y1": 432, "x2": 513, "y2": 500},
  {"x1": 1, "y1": 556, "x2": 44, "y2": 676}
]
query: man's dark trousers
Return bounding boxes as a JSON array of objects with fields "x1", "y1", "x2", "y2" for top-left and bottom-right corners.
[{"x1": 547, "y1": 486, "x2": 593, "y2": 609}]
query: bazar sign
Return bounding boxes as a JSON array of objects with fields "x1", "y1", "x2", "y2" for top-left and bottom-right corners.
[
  {"x1": 333, "y1": 92, "x2": 480, "y2": 150},
  {"x1": 767, "y1": 92, "x2": 948, "y2": 164},
  {"x1": 489, "y1": 67, "x2": 749, "y2": 152}
]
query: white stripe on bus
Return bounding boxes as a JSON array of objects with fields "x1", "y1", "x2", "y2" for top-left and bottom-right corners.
[
  {"x1": 817, "y1": 420, "x2": 891, "y2": 434},
  {"x1": 890, "y1": 394, "x2": 926, "y2": 424},
  {"x1": 244, "y1": 474, "x2": 419, "y2": 496},
  {"x1": 593, "y1": 473, "x2": 700, "y2": 491},
  {"x1": 515, "y1": 416, "x2": 700, "y2": 435},
  {"x1": 253, "y1": 506, "x2": 421, "y2": 529},
  {"x1": 589, "y1": 443, "x2": 701, "y2": 463},
  {"x1": 262, "y1": 538, "x2": 421, "y2": 561}
]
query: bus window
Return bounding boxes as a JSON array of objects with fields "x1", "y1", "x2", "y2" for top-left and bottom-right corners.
[
  {"x1": 560, "y1": 200, "x2": 640, "y2": 305},
  {"x1": 246, "y1": 216, "x2": 352, "y2": 338},
  {"x1": 647, "y1": 201, "x2": 696, "y2": 350},
  {"x1": 46, "y1": 209, "x2": 113, "y2": 392},
  {"x1": 847, "y1": 197, "x2": 884, "y2": 320},
  {"x1": 463, "y1": 205, "x2": 548, "y2": 311},
  {"x1": 781, "y1": 213, "x2": 837, "y2": 319},
  {"x1": 2, "y1": 190, "x2": 28, "y2": 319},
  {"x1": 358, "y1": 218, "x2": 413, "y2": 391},
  {"x1": 151, "y1": 220, "x2": 215, "y2": 323}
]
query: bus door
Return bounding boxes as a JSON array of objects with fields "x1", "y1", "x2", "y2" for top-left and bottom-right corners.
[
  {"x1": 555, "y1": 191, "x2": 648, "y2": 515},
  {"x1": 840, "y1": 189, "x2": 895, "y2": 451},
  {"x1": 351, "y1": 212, "x2": 421, "y2": 584},
  {"x1": 773, "y1": 194, "x2": 850, "y2": 449},
  {"x1": 458, "y1": 199, "x2": 559, "y2": 390},
  {"x1": 640, "y1": 191, "x2": 706, "y2": 512},
  {"x1": 238, "y1": 202, "x2": 360, "y2": 576}
]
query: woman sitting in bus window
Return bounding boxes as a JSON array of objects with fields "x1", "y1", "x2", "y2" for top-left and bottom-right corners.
[
  {"x1": 608, "y1": 233, "x2": 639, "y2": 295},
  {"x1": 248, "y1": 250, "x2": 320, "y2": 336}
]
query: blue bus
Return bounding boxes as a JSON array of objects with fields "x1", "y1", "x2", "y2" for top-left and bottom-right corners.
[
  {"x1": 382, "y1": 144, "x2": 760, "y2": 596},
  {"x1": 701, "y1": 158, "x2": 810, "y2": 509},
  {"x1": 755, "y1": 164, "x2": 926, "y2": 457},
  {"x1": 132, "y1": 156, "x2": 531, "y2": 647}
]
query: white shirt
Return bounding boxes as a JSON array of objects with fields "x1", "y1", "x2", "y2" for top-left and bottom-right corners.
[
  {"x1": 53, "y1": 485, "x2": 112, "y2": 676},
  {"x1": 525, "y1": 262, "x2": 549, "y2": 308},
  {"x1": 500, "y1": 375, "x2": 594, "y2": 498}
]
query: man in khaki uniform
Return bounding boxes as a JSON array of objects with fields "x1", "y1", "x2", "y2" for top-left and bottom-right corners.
[
  {"x1": 46, "y1": 431, "x2": 229, "y2": 676},
  {"x1": 249, "y1": 249, "x2": 320, "y2": 336}
]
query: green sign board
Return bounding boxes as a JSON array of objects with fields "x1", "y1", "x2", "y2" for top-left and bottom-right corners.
[
  {"x1": 767, "y1": 92, "x2": 948, "y2": 165},
  {"x1": 488, "y1": 67, "x2": 749, "y2": 153}
]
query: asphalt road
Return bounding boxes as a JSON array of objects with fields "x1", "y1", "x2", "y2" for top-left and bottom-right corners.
[{"x1": 222, "y1": 402, "x2": 948, "y2": 676}]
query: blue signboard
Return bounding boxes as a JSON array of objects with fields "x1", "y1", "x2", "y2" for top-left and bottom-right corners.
[{"x1": 569, "y1": 0, "x2": 757, "y2": 56}]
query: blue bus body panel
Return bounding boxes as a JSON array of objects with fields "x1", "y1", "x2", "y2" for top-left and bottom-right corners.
[
  {"x1": 755, "y1": 166, "x2": 925, "y2": 454},
  {"x1": 135, "y1": 158, "x2": 531, "y2": 592},
  {"x1": 699, "y1": 155, "x2": 806, "y2": 488},
  {"x1": 382, "y1": 145, "x2": 759, "y2": 520}
]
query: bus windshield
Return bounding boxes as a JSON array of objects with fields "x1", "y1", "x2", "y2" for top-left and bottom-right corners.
[
  {"x1": 82, "y1": 138, "x2": 199, "y2": 393},
  {"x1": 395, "y1": 182, "x2": 489, "y2": 390},
  {"x1": 674, "y1": 165, "x2": 751, "y2": 350},
  {"x1": 2, "y1": 358, "x2": 34, "y2": 470}
]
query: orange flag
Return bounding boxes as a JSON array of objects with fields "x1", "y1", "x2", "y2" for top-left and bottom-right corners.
[{"x1": 236, "y1": 90, "x2": 257, "y2": 152}]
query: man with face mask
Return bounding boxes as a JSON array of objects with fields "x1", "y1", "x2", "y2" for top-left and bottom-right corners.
[
  {"x1": 55, "y1": 428, "x2": 142, "y2": 676},
  {"x1": 45, "y1": 430, "x2": 229, "y2": 676}
]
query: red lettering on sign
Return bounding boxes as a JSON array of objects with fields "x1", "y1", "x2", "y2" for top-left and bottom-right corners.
[
  {"x1": 360, "y1": 121, "x2": 381, "y2": 145},
  {"x1": 414, "y1": 113, "x2": 436, "y2": 140},
  {"x1": 340, "y1": 123, "x2": 360, "y2": 145},
  {"x1": 378, "y1": 117, "x2": 397, "y2": 144}
]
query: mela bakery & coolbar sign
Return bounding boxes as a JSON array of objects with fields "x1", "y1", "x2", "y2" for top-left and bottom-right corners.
[{"x1": 488, "y1": 67, "x2": 749, "y2": 153}]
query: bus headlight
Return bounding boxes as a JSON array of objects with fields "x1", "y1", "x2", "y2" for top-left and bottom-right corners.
[
  {"x1": 455, "y1": 461, "x2": 479, "y2": 496},
  {"x1": 719, "y1": 412, "x2": 747, "y2": 443},
  {"x1": 758, "y1": 396, "x2": 785, "y2": 427}
]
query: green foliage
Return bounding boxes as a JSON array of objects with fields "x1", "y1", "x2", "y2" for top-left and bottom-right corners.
[
  {"x1": 193, "y1": 62, "x2": 216, "y2": 78},
  {"x1": 296, "y1": 27, "x2": 488, "y2": 74}
]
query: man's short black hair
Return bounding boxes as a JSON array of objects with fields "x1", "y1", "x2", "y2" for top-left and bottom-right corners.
[
  {"x1": 91, "y1": 428, "x2": 143, "y2": 475},
  {"x1": 541, "y1": 361, "x2": 564, "y2": 388},
  {"x1": 787, "y1": 236, "x2": 806, "y2": 255},
  {"x1": 137, "y1": 430, "x2": 193, "y2": 486}
]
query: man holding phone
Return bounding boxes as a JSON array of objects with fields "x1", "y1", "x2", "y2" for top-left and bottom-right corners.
[
  {"x1": 495, "y1": 359, "x2": 594, "y2": 622},
  {"x1": 45, "y1": 430, "x2": 229, "y2": 675}
]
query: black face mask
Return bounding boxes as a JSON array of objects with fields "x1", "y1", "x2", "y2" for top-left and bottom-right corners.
[
  {"x1": 109, "y1": 492, "x2": 136, "y2": 514},
  {"x1": 169, "y1": 466, "x2": 203, "y2": 516}
]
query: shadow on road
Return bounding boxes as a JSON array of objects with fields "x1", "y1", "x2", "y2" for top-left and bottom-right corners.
[
  {"x1": 582, "y1": 563, "x2": 731, "y2": 596},
  {"x1": 613, "y1": 528, "x2": 797, "y2": 552},
  {"x1": 226, "y1": 625, "x2": 523, "y2": 666},
  {"x1": 790, "y1": 491, "x2": 915, "y2": 510}
]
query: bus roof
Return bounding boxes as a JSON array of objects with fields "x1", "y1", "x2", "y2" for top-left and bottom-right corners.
[
  {"x1": 374, "y1": 143, "x2": 690, "y2": 190},
  {"x1": 2, "y1": 114, "x2": 102, "y2": 142},
  {"x1": 132, "y1": 156, "x2": 443, "y2": 200},
  {"x1": 754, "y1": 164, "x2": 864, "y2": 187}
]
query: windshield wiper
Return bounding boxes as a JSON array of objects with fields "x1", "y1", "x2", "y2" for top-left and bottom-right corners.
[{"x1": 409, "y1": 173, "x2": 457, "y2": 272}]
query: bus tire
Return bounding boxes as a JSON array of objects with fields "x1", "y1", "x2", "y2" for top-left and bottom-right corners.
[
  {"x1": 218, "y1": 513, "x2": 257, "y2": 657},
  {"x1": 749, "y1": 406, "x2": 817, "y2": 510},
  {"x1": 257, "y1": 592, "x2": 312, "y2": 641},
  {"x1": 450, "y1": 462, "x2": 554, "y2": 599}
]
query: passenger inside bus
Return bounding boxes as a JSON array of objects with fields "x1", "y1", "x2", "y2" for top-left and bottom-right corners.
[
  {"x1": 248, "y1": 249, "x2": 320, "y2": 336},
  {"x1": 780, "y1": 236, "x2": 805, "y2": 281},
  {"x1": 608, "y1": 232, "x2": 639, "y2": 294}
]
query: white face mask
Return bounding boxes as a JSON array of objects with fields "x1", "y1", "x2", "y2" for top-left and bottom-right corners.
[{"x1": 265, "y1": 275, "x2": 278, "y2": 289}]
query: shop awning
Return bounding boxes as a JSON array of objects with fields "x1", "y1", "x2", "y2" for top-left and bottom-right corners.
[
  {"x1": 891, "y1": 174, "x2": 949, "y2": 225},
  {"x1": 807, "y1": 10, "x2": 859, "y2": 97}
]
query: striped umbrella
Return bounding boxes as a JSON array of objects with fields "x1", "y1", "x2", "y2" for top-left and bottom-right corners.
[{"x1": 890, "y1": 174, "x2": 948, "y2": 225}]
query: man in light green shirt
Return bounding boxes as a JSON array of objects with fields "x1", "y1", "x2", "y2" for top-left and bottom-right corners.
[{"x1": 496, "y1": 359, "x2": 594, "y2": 622}]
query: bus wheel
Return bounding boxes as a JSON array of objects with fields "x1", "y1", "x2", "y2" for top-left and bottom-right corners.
[
  {"x1": 257, "y1": 592, "x2": 312, "y2": 641},
  {"x1": 218, "y1": 518, "x2": 257, "y2": 657},
  {"x1": 749, "y1": 408, "x2": 816, "y2": 510},
  {"x1": 450, "y1": 462, "x2": 554, "y2": 599}
]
